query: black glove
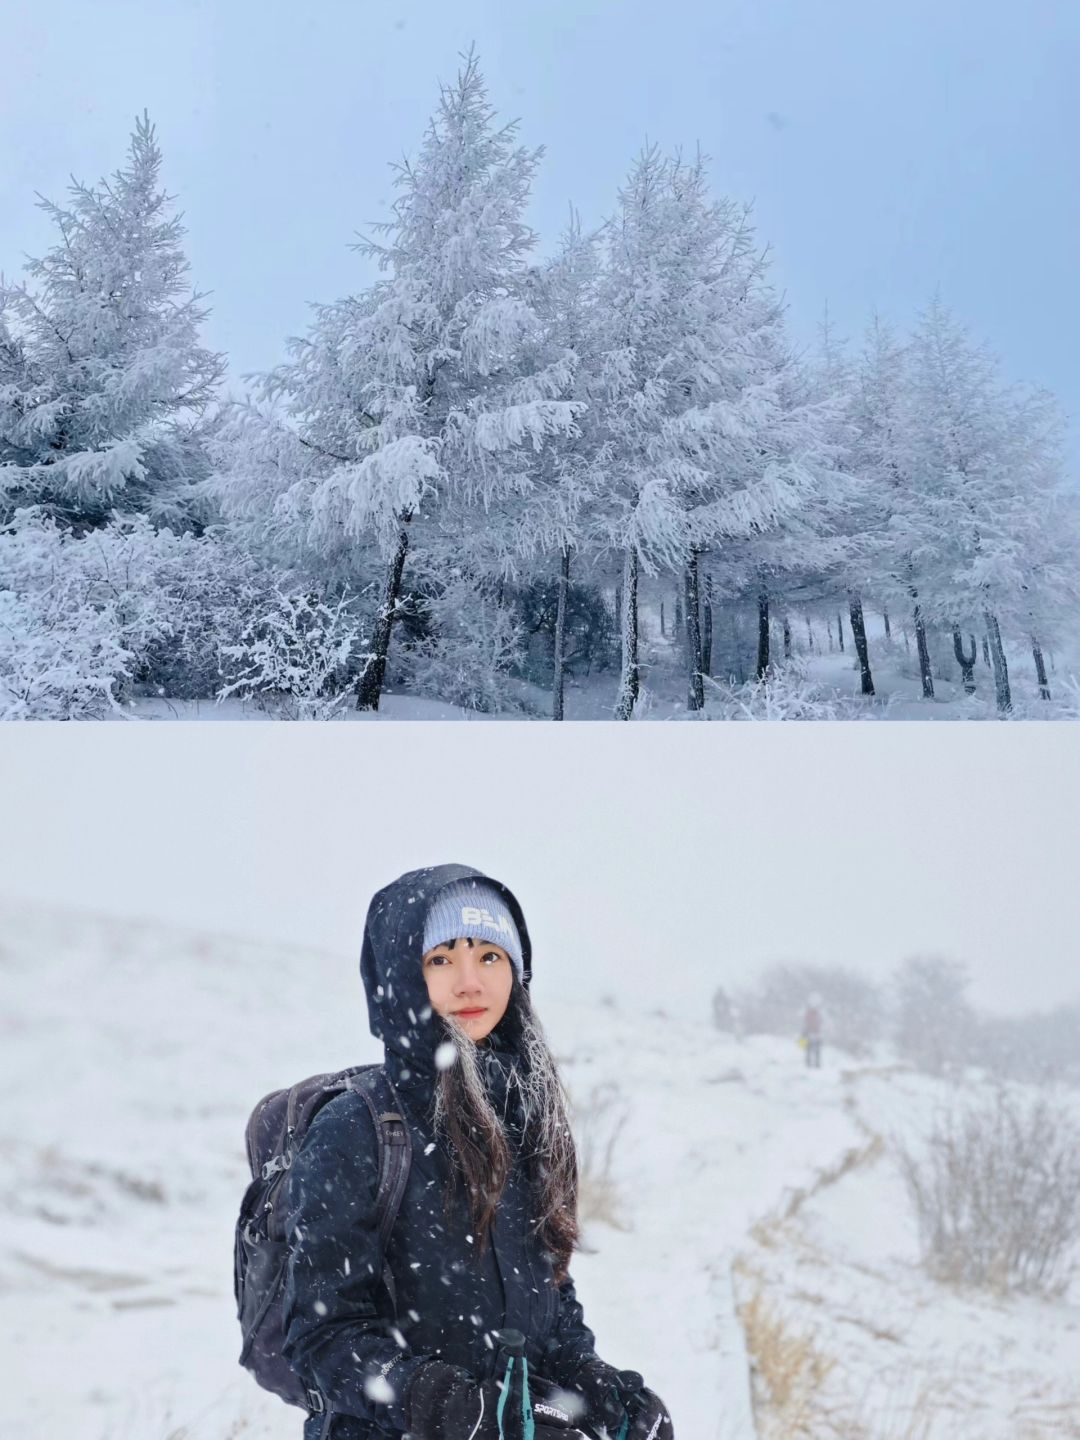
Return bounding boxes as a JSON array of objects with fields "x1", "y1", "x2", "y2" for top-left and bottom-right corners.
[
  {"x1": 405, "y1": 1361, "x2": 507, "y2": 1440},
  {"x1": 625, "y1": 1386, "x2": 674, "y2": 1440},
  {"x1": 563, "y1": 1358, "x2": 646, "y2": 1438},
  {"x1": 527, "y1": 1371, "x2": 581, "y2": 1431}
]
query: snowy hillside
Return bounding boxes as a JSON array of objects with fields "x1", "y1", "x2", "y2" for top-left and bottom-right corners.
[{"x1": 2, "y1": 902, "x2": 1078, "y2": 1438}]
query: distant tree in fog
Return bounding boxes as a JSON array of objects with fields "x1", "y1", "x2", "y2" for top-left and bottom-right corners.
[
  {"x1": 892, "y1": 954, "x2": 976, "y2": 1076},
  {"x1": 975, "y1": 1003, "x2": 1080, "y2": 1086}
]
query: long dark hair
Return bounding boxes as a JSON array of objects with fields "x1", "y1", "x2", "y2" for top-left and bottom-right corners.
[{"x1": 432, "y1": 969, "x2": 579, "y2": 1283}]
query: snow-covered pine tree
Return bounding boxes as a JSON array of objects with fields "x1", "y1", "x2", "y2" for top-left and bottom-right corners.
[
  {"x1": 811, "y1": 315, "x2": 878, "y2": 695},
  {"x1": 963, "y1": 378, "x2": 1074, "y2": 707},
  {"x1": 723, "y1": 333, "x2": 860, "y2": 691},
  {"x1": 847, "y1": 315, "x2": 923, "y2": 690},
  {"x1": 596, "y1": 148, "x2": 818, "y2": 717},
  {"x1": 0, "y1": 114, "x2": 224, "y2": 530},
  {"x1": 760, "y1": 313, "x2": 883, "y2": 697},
  {"x1": 1017, "y1": 484, "x2": 1080, "y2": 702},
  {"x1": 895, "y1": 298, "x2": 1073, "y2": 712},
  {"x1": 219, "y1": 51, "x2": 580, "y2": 711},
  {"x1": 515, "y1": 208, "x2": 607, "y2": 718}
]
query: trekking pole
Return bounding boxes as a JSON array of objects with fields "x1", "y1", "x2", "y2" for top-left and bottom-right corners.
[{"x1": 491, "y1": 1329, "x2": 535, "y2": 1440}]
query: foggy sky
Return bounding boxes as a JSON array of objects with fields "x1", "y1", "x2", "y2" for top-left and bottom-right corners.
[
  {"x1": 2, "y1": 0, "x2": 1077, "y2": 468},
  {"x1": 1, "y1": 724, "x2": 1075, "y2": 1019}
]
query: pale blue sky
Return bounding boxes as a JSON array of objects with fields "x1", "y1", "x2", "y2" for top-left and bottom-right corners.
[{"x1": 3, "y1": 0, "x2": 1077, "y2": 469}]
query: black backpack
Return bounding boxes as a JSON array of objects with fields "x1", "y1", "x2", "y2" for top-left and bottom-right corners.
[{"x1": 234, "y1": 1063, "x2": 412, "y2": 1414}]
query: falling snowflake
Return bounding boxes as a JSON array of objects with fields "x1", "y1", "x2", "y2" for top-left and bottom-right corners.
[{"x1": 364, "y1": 1374, "x2": 395, "y2": 1403}]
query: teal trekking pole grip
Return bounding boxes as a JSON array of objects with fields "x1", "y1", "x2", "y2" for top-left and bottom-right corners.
[{"x1": 491, "y1": 1329, "x2": 535, "y2": 1440}]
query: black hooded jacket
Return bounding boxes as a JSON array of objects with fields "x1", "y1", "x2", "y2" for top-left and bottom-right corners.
[{"x1": 282, "y1": 864, "x2": 601, "y2": 1439}]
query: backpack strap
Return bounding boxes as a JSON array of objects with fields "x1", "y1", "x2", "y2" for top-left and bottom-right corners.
[{"x1": 349, "y1": 1067, "x2": 413, "y2": 1319}]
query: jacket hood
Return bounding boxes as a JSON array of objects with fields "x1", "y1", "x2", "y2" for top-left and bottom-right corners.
[{"x1": 359, "y1": 863, "x2": 533, "y2": 1072}]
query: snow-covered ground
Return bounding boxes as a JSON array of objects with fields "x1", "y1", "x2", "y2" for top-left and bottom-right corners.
[
  {"x1": 108, "y1": 617, "x2": 1080, "y2": 722},
  {"x1": 2, "y1": 902, "x2": 1078, "y2": 1438}
]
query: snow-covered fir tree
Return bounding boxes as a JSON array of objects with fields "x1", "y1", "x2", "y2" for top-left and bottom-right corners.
[
  {"x1": 770, "y1": 314, "x2": 885, "y2": 697},
  {"x1": 720, "y1": 337, "x2": 857, "y2": 688},
  {"x1": 217, "y1": 50, "x2": 580, "y2": 710},
  {"x1": 844, "y1": 315, "x2": 924, "y2": 687},
  {"x1": 595, "y1": 148, "x2": 824, "y2": 716},
  {"x1": 0, "y1": 114, "x2": 224, "y2": 530},
  {"x1": 890, "y1": 298, "x2": 1073, "y2": 711},
  {"x1": 512, "y1": 208, "x2": 609, "y2": 717}
]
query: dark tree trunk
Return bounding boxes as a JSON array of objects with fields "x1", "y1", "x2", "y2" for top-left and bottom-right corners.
[
  {"x1": 985, "y1": 610, "x2": 1011, "y2": 714},
  {"x1": 674, "y1": 590, "x2": 683, "y2": 639},
  {"x1": 805, "y1": 617, "x2": 815, "y2": 651},
  {"x1": 836, "y1": 610, "x2": 845, "y2": 653},
  {"x1": 782, "y1": 615, "x2": 792, "y2": 660},
  {"x1": 910, "y1": 586, "x2": 934, "y2": 699},
  {"x1": 756, "y1": 587, "x2": 770, "y2": 680},
  {"x1": 614, "y1": 583, "x2": 623, "y2": 631},
  {"x1": 702, "y1": 571, "x2": 714, "y2": 676},
  {"x1": 552, "y1": 546, "x2": 571, "y2": 721},
  {"x1": 614, "y1": 548, "x2": 640, "y2": 720},
  {"x1": 732, "y1": 609, "x2": 747, "y2": 684},
  {"x1": 826, "y1": 617, "x2": 834, "y2": 651},
  {"x1": 882, "y1": 607, "x2": 892, "y2": 639},
  {"x1": 1032, "y1": 636, "x2": 1051, "y2": 701},
  {"x1": 952, "y1": 628, "x2": 977, "y2": 694},
  {"x1": 356, "y1": 518, "x2": 410, "y2": 711},
  {"x1": 970, "y1": 633, "x2": 978, "y2": 666},
  {"x1": 659, "y1": 601, "x2": 665, "y2": 638},
  {"x1": 685, "y1": 548, "x2": 705, "y2": 711},
  {"x1": 982, "y1": 634, "x2": 992, "y2": 669},
  {"x1": 848, "y1": 592, "x2": 875, "y2": 696}
]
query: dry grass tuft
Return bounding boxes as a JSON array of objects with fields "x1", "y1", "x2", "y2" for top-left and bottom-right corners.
[
  {"x1": 571, "y1": 1080, "x2": 632, "y2": 1234},
  {"x1": 737, "y1": 1285, "x2": 836, "y2": 1438}
]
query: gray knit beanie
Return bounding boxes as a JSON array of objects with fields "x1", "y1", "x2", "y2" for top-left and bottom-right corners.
[{"x1": 422, "y1": 880, "x2": 524, "y2": 974}]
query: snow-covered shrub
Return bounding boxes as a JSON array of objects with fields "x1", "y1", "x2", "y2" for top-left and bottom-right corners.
[
  {"x1": 896, "y1": 1088, "x2": 1080, "y2": 1297},
  {"x1": 217, "y1": 590, "x2": 367, "y2": 720},
  {"x1": 0, "y1": 512, "x2": 171, "y2": 718},
  {"x1": 0, "y1": 512, "x2": 283, "y2": 716},
  {"x1": 702, "y1": 664, "x2": 891, "y2": 720},
  {"x1": 1005, "y1": 672, "x2": 1080, "y2": 719},
  {"x1": 130, "y1": 526, "x2": 269, "y2": 699},
  {"x1": 0, "y1": 580, "x2": 135, "y2": 719},
  {"x1": 394, "y1": 576, "x2": 525, "y2": 713}
]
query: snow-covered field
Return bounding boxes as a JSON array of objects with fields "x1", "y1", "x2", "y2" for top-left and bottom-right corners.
[
  {"x1": 2, "y1": 902, "x2": 1078, "y2": 1438},
  {"x1": 109, "y1": 621, "x2": 1080, "y2": 723}
]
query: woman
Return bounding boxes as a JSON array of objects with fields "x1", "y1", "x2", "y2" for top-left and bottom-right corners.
[{"x1": 282, "y1": 862, "x2": 674, "y2": 1440}]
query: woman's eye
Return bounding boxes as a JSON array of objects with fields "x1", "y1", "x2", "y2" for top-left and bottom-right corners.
[{"x1": 481, "y1": 950, "x2": 502, "y2": 964}]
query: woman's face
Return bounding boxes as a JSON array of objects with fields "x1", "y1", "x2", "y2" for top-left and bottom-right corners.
[{"x1": 421, "y1": 936, "x2": 514, "y2": 1042}]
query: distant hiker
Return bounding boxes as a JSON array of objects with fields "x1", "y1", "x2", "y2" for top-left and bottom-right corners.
[
  {"x1": 802, "y1": 994, "x2": 824, "y2": 1068},
  {"x1": 262, "y1": 864, "x2": 674, "y2": 1440}
]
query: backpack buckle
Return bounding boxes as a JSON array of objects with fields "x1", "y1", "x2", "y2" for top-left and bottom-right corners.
[
  {"x1": 308, "y1": 1389, "x2": 325, "y2": 1414},
  {"x1": 261, "y1": 1150, "x2": 293, "y2": 1180}
]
